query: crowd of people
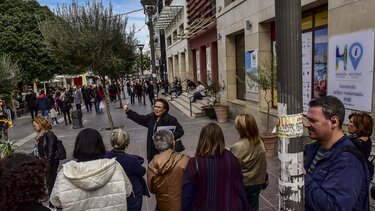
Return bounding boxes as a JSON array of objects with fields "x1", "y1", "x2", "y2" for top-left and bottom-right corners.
[{"x1": 0, "y1": 92, "x2": 374, "y2": 211}]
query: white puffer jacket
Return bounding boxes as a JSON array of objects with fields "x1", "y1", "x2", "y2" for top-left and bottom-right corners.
[{"x1": 50, "y1": 158, "x2": 133, "y2": 211}]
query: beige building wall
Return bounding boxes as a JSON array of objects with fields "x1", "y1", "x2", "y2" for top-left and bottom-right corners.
[
  {"x1": 165, "y1": 1, "x2": 190, "y2": 83},
  {"x1": 216, "y1": 0, "x2": 375, "y2": 133}
]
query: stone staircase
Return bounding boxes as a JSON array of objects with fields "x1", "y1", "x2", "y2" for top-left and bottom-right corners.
[{"x1": 163, "y1": 92, "x2": 209, "y2": 118}]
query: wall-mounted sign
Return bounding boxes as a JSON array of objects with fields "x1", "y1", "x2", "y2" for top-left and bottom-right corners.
[
  {"x1": 302, "y1": 32, "x2": 313, "y2": 114},
  {"x1": 327, "y1": 30, "x2": 374, "y2": 112},
  {"x1": 245, "y1": 50, "x2": 258, "y2": 93}
]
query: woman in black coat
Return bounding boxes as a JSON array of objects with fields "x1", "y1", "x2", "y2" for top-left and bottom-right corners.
[
  {"x1": 32, "y1": 115, "x2": 59, "y2": 200},
  {"x1": 123, "y1": 98, "x2": 184, "y2": 162}
]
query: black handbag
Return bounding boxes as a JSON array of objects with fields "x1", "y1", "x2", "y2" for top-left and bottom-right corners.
[{"x1": 175, "y1": 139, "x2": 185, "y2": 152}]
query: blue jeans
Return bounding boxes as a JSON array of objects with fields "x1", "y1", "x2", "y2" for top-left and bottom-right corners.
[
  {"x1": 95, "y1": 101, "x2": 100, "y2": 113},
  {"x1": 40, "y1": 109, "x2": 49, "y2": 118},
  {"x1": 245, "y1": 184, "x2": 263, "y2": 211}
]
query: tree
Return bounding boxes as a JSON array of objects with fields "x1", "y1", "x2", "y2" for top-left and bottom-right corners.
[
  {"x1": 0, "y1": 54, "x2": 23, "y2": 118},
  {"x1": 39, "y1": 0, "x2": 139, "y2": 129},
  {"x1": 246, "y1": 58, "x2": 277, "y2": 133},
  {"x1": 0, "y1": 0, "x2": 61, "y2": 82}
]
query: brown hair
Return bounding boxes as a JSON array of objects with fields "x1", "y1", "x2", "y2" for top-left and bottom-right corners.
[
  {"x1": 32, "y1": 115, "x2": 52, "y2": 131},
  {"x1": 196, "y1": 123, "x2": 225, "y2": 157},
  {"x1": 110, "y1": 129, "x2": 130, "y2": 150},
  {"x1": 155, "y1": 98, "x2": 169, "y2": 113},
  {"x1": 348, "y1": 112, "x2": 374, "y2": 137},
  {"x1": 234, "y1": 114, "x2": 261, "y2": 145}
]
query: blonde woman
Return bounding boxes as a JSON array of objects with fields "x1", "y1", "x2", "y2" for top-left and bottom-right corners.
[
  {"x1": 32, "y1": 115, "x2": 59, "y2": 206},
  {"x1": 230, "y1": 114, "x2": 267, "y2": 211},
  {"x1": 105, "y1": 129, "x2": 149, "y2": 211}
]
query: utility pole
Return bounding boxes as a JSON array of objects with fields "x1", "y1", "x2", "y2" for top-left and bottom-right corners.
[
  {"x1": 275, "y1": 0, "x2": 304, "y2": 210},
  {"x1": 141, "y1": 0, "x2": 158, "y2": 100}
]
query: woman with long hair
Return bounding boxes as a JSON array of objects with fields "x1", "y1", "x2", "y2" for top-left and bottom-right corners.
[
  {"x1": 181, "y1": 123, "x2": 249, "y2": 211},
  {"x1": 50, "y1": 128, "x2": 133, "y2": 210},
  {"x1": 32, "y1": 115, "x2": 59, "y2": 201},
  {"x1": 231, "y1": 114, "x2": 267, "y2": 211}
]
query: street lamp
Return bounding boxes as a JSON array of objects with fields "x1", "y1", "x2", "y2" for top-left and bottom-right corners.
[
  {"x1": 137, "y1": 44, "x2": 145, "y2": 76},
  {"x1": 140, "y1": 0, "x2": 158, "y2": 99}
]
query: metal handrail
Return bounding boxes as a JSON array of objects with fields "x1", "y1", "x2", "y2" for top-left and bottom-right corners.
[
  {"x1": 189, "y1": 87, "x2": 208, "y2": 117},
  {"x1": 169, "y1": 79, "x2": 189, "y2": 101}
]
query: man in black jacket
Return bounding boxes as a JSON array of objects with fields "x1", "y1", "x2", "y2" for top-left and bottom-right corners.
[{"x1": 25, "y1": 89, "x2": 38, "y2": 120}]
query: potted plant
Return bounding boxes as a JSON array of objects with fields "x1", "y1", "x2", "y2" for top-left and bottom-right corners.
[
  {"x1": 0, "y1": 139, "x2": 16, "y2": 158},
  {"x1": 205, "y1": 81, "x2": 229, "y2": 123},
  {"x1": 246, "y1": 59, "x2": 278, "y2": 156}
]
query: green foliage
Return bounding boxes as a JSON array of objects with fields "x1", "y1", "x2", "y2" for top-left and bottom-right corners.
[
  {"x1": 0, "y1": 0, "x2": 61, "y2": 82},
  {"x1": 0, "y1": 139, "x2": 16, "y2": 159},
  {"x1": 206, "y1": 81, "x2": 225, "y2": 107},
  {"x1": 0, "y1": 54, "x2": 22, "y2": 95},
  {"x1": 39, "y1": 0, "x2": 138, "y2": 78},
  {"x1": 245, "y1": 58, "x2": 277, "y2": 133},
  {"x1": 246, "y1": 60, "x2": 277, "y2": 92}
]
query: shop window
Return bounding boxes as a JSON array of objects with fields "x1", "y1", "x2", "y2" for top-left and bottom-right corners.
[
  {"x1": 173, "y1": 30, "x2": 178, "y2": 42},
  {"x1": 167, "y1": 36, "x2": 172, "y2": 47},
  {"x1": 179, "y1": 24, "x2": 184, "y2": 34},
  {"x1": 271, "y1": 6, "x2": 328, "y2": 112}
]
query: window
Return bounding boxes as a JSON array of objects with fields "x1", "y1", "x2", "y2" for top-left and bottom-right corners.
[
  {"x1": 173, "y1": 30, "x2": 178, "y2": 42},
  {"x1": 167, "y1": 36, "x2": 172, "y2": 47}
]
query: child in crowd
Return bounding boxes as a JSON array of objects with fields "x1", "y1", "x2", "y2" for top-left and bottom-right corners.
[{"x1": 50, "y1": 105, "x2": 59, "y2": 126}]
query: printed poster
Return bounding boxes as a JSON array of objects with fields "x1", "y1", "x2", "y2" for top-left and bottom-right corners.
[
  {"x1": 302, "y1": 32, "x2": 313, "y2": 114},
  {"x1": 327, "y1": 30, "x2": 374, "y2": 112},
  {"x1": 245, "y1": 50, "x2": 258, "y2": 93}
]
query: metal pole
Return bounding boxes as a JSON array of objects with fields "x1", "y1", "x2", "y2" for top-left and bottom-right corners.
[
  {"x1": 275, "y1": 0, "x2": 304, "y2": 210},
  {"x1": 147, "y1": 15, "x2": 158, "y2": 100}
]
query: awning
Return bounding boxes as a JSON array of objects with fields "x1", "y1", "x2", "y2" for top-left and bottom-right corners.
[{"x1": 154, "y1": 6, "x2": 183, "y2": 29}]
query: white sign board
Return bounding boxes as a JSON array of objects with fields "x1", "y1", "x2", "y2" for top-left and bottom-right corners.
[
  {"x1": 302, "y1": 32, "x2": 313, "y2": 114},
  {"x1": 327, "y1": 30, "x2": 374, "y2": 112}
]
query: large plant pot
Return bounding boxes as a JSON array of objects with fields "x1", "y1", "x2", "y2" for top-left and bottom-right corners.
[
  {"x1": 260, "y1": 132, "x2": 278, "y2": 157},
  {"x1": 202, "y1": 106, "x2": 217, "y2": 119},
  {"x1": 214, "y1": 105, "x2": 229, "y2": 123}
]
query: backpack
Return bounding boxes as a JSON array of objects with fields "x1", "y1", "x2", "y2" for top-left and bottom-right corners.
[
  {"x1": 56, "y1": 139, "x2": 67, "y2": 160},
  {"x1": 336, "y1": 146, "x2": 374, "y2": 180}
]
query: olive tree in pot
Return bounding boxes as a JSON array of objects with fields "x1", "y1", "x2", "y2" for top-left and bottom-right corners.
[
  {"x1": 246, "y1": 59, "x2": 278, "y2": 156},
  {"x1": 204, "y1": 81, "x2": 228, "y2": 122}
]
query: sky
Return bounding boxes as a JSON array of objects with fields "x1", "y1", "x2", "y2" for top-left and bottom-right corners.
[{"x1": 37, "y1": 0, "x2": 150, "y2": 50}]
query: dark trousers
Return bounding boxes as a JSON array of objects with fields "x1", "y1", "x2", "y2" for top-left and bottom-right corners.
[
  {"x1": 76, "y1": 104, "x2": 81, "y2": 110},
  {"x1": 84, "y1": 101, "x2": 92, "y2": 112},
  {"x1": 131, "y1": 94, "x2": 135, "y2": 104},
  {"x1": 245, "y1": 184, "x2": 262, "y2": 211},
  {"x1": 149, "y1": 95, "x2": 154, "y2": 106},
  {"x1": 29, "y1": 107, "x2": 38, "y2": 120},
  {"x1": 192, "y1": 92, "x2": 203, "y2": 102},
  {"x1": 62, "y1": 110, "x2": 71, "y2": 124}
]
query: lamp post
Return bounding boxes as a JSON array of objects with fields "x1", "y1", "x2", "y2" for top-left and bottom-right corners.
[
  {"x1": 140, "y1": 0, "x2": 158, "y2": 100},
  {"x1": 137, "y1": 44, "x2": 145, "y2": 76}
]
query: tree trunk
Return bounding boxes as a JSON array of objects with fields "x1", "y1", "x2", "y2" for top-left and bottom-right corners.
[
  {"x1": 101, "y1": 76, "x2": 114, "y2": 130},
  {"x1": 10, "y1": 95, "x2": 17, "y2": 119},
  {"x1": 114, "y1": 75, "x2": 123, "y2": 108}
]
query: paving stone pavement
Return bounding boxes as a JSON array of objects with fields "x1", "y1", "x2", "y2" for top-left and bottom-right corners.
[{"x1": 11, "y1": 99, "x2": 279, "y2": 211}]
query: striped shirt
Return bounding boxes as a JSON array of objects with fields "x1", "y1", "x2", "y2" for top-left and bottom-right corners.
[{"x1": 307, "y1": 147, "x2": 328, "y2": 174}]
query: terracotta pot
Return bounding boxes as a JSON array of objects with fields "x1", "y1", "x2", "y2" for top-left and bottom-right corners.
[
  {"x1": 260, "y1": 132, "x2": 278, "y2": 156},
  {"x1": 202, "y1": 106, "x2": 217, "y2": 119},
  {"x1": 214, "y1": 105, "x2": 229, "y2": 123}
]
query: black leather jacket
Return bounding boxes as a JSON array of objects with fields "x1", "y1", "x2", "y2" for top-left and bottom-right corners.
[{"x1": 37, "y1": 132, "x2": 59, "y2": 162}]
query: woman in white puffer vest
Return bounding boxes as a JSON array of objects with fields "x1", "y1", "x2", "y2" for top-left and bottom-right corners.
[{"x1": 50, "y1": 128, "x2": 133, "y2": 211}]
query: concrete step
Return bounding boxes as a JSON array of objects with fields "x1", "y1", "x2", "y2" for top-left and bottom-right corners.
[{"x1": 164, "y1": 92, "x2": 210, "y2": 118}]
